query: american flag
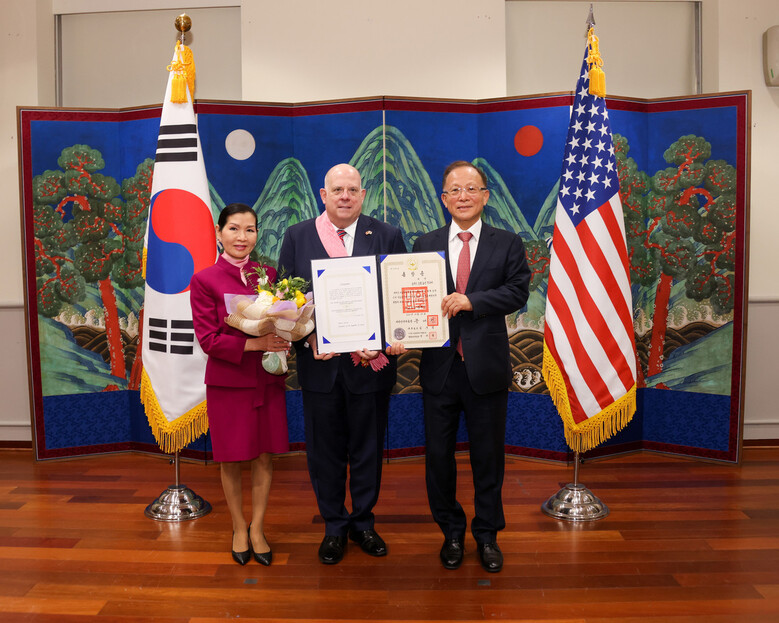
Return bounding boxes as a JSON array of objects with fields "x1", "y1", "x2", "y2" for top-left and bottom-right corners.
[{"x1": 542, "y1": 47, "x2": 637, "y2": 454}]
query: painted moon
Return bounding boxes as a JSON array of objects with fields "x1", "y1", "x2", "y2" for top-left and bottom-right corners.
[{"x1": 225, "y1": 129, "x2": 256, "y2": 160}]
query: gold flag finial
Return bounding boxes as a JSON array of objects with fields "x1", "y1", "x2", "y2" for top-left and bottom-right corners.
[
  {"x1": 174, "y1": 14, "x2": 191, "y2": 43},
  {"x1": 168, "y1": 14, "x2": 196, "y2": 103}
]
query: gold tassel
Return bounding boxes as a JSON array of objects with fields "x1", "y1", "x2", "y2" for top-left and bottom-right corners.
[
  {"x1": 167, "y1": 42, "x2": 196, "y2": 104},
  {"x1": 141, "y1": 247, "x2": 147, "y2": 280},
  {"x1": 586, "y1": 27, "x2": 606, "y2": 98},
  {"x1": 171, "y1": 74, "x2": 187, "y2": 104},
  {"x1": 140, "y1": 368, "x2": 210, "y2": 454},
  {"x1": 179, "y1": 44, "x2": 196, "y2": 102},
  {"x1": 542, "y1": 342, "x2": 636, "y2": 453}
]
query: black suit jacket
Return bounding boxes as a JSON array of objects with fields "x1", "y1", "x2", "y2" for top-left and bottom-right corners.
[
  {"x1": 278, "y1": 214, "x2": 407, "y2": 394},
  {"x1": 412, "y1": 223, "x2": 531, "y2": 395}
]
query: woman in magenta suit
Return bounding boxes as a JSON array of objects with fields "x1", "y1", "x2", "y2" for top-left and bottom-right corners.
[{"x1": 189, "y1": 203, "x2": 290, "y2": 566}]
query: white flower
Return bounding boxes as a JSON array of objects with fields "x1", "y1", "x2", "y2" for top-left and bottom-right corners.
[{"x1": 256, "y1": 290, "x2": 276, "y2": 309}]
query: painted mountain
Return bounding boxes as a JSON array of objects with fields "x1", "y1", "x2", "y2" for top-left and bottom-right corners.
[
  {"x1": 474, "y1": 157, "x2": 535, "y2": 240},
  {"x1": 351, "y1": 125, "x2": 443, "y2": 250},
  {"x1": 533, "y1": 180, "x2": 561, "y2": 242},
  {"x1": 209, "y1": 182, "x2": 227, "y2": 222},
  {"x1": 39, "y1": 317, "x2": 128, "y2": 395},
  {"x1": 253, "y1": 158, "x2": 318, "y2": 264},
  {"x1": 645, "y1": 321, "x2": 733, "y2": 394}
]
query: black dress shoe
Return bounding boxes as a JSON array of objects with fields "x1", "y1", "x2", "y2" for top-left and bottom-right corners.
[
  {"x1": 439, "y1": 537, "x2": 464, "y2": 569},
  {"x1": 477, "y1": 541, "x2": 503, "y2": 573},
  {"x1": 231, "y1": 530, "x2": 251, "y2": 566},
  {"x1": 348, "y1": 529, "x2": 387, "y2": 557},
  {"x1": 318, "y1": 535, "x2": 346, "y2": 564}
]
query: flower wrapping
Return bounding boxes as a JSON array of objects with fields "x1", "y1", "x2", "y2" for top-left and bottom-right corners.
[
  {"x1": 225, "y1": 293, "x2": 314, "y2": 341},
  {"x1": 224, "y1": 269, "x2": 315, "y2": 374}
]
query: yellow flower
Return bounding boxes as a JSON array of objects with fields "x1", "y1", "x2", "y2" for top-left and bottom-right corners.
[{"x1": 295, "y1": 291, "x2": 306, "y2": 308}]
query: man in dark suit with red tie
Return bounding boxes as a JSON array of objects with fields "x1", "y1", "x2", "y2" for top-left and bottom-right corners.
[
  {"x1": 278, "y1": 163, "x2": 406, "y2": 565},
  {"x1": 390, "y1": 161, "x2": 530, "y2": 572}
]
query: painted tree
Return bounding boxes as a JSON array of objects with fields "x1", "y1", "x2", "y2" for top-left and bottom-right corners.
[
  {"x1": 32, "y1": 144, "x2": 153, "y2": 382},
  {"x1": 118, "y1": 158, "x2": 155, "y2": 389},
  {"x1": 524, "y1": 239, "x2": 551, "y2": 292},
  {"x1": 33, "y1": 169, "x2": 84, "y2": 316},
  {"x1": 614, "y1": 134, "x2": 736, "y2": 376}
]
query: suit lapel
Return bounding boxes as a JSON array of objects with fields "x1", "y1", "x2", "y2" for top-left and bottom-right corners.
[
  {"x1": 308, "y1": 220, "x2": 328, "y2": 258},
  {"x1": 432, "y1": 227, "x2": 455, "y2": 292},
  {"x1": 351, "y1": 215, "x2": 370, "y2": 256}
]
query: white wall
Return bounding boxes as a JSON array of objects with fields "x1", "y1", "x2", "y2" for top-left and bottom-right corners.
[
  {"x1": 0, "y1": 0, "x2": 54, "y2": 441},
  {"x1": 707, "y1": 0, "x2": 779, "y2": 440},
  {"x1": 507, "y1": 1, "x2": 697, "y2": 98},
  {"x1": 240, "y1": 0, "x2": 507, "y2": 102},
  {"x1": 60, "y1": 7, "x2": 242, "y2": 107},
  {"x1": 2, "y1": 0, "x2": 778, "y2": 442}
]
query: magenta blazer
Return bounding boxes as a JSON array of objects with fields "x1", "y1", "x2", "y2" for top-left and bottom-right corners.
[{"x1": 189, "y1": 256, "x2": 284, "y2": 392}]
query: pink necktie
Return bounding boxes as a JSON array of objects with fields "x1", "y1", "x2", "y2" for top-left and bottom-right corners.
[{"x1": 455, "y1": 232, "x2": 472, "y2": 357}]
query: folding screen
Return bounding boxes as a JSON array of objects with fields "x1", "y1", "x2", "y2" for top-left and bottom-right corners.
[{"x1": 18, "y1": 91, "x2": 749, "y2": 462}]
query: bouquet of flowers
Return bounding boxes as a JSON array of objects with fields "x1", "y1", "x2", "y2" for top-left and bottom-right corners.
[{"x1": 225, "y1": 266, "x2": 314, "y2": 375}]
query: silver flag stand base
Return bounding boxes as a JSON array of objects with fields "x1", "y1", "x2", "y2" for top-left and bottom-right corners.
[
  {"x1": 145, "y1": 451, "x2": 212, "y2": 522},
  {"x1": 541, "y1": 452, "x2": 609, "y2": 521}
]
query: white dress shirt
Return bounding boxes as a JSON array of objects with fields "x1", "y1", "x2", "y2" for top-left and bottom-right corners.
[
  {"x1": 447, "y1": 219, "x2": 482, "y2": 283},
  {"x1": 331, "y1": 219, "x2": 358, "y2": 256}
]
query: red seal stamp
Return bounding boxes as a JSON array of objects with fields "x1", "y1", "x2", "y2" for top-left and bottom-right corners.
[{"x1": 402, "y1": 287, "x2": 428, "y2": 313}]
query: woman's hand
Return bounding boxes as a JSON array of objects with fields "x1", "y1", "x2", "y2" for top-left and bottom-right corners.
[
  {"x1": 354, "y1": 348, "x2": 380, "y2": 361},
  {"x1": 245, "y1": 333, "x2": 290, "y2": 352}
]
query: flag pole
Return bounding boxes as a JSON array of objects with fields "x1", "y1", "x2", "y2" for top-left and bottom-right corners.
[
  {"x1": 540, "y1": 6, "x2": 633, "y2": 521},
  {"x1": 541, "y1": 451, "x2": 608, "y2": 521},
  {"x1": 573, "y1": 450, "x2": 580, "y2": 486},
  {"x1": 141, "y1": 14, "x2": 211, "y2": 522},
  {"x1": 145, "y1": 451, "x2": 211, "y2": 521}
]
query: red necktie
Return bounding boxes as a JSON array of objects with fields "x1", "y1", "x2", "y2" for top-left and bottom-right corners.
[
  {"x1": 455, "y1": 232, "x2": 472, "y2": 357},
  {"x1": 456, "y1": 232, "x2": 472, "y2": 293},
  {"x1": 337, "y1": 229, "x2": 347, "y2": 246}
]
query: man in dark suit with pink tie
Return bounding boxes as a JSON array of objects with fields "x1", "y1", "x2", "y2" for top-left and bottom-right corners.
[
  {"x1": 278, "y1": 164, "x2": 406, "y2": 565},
  {"x1": 389, "y1": 161, "x2": 530, "y2": 572}
]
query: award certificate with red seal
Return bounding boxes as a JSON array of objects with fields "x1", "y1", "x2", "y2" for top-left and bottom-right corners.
[{"x1": 380, "y1": 251, "x2": 450, "y2": 349}]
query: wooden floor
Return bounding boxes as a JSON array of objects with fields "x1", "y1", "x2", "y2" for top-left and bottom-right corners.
[{"x1": 1, "y1": 447, "x2": 779, "y2": 622}]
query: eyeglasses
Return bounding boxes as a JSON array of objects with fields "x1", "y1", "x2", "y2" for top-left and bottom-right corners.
[
  {"x1": 442, "y1": 186, "x2": 487, "y2": 196},
  {"x1": 330, "y1": 186, "x2": 361, "y2": 197}
]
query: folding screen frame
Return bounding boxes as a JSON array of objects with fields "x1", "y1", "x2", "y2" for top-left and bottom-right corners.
[{"x1": 18, "y1": 91, "x2": 750, "y2": 462}]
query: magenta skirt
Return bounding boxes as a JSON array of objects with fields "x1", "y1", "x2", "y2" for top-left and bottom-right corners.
[{"x1": 206, "y1": 381, "x2": 289, "y2": 462}]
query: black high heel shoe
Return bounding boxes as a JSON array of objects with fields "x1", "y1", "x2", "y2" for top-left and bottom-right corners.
[
  {"x1": 231, "y1": 530, "x2": 251, "y2": 566},
  {"x1": 251, "y1": 531, "x2": 272, "y2": 566},
  {"x1": 253, "y1": 547, "x2": 272, "y2": 566}
]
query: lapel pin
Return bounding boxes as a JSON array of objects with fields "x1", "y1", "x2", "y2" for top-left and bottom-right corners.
[{"x1": 365, "y1": 230, "x2": 373, "y2": 235}]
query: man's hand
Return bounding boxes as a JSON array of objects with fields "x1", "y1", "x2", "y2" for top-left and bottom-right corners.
[
  {"x1": 441, "y1": 292, "x2": 473, "y2": 319},
  {"x1": 308, "y1": 333, "x2": 339, "y2": 360},
  {"x1": 385, "y1": 342, "x2": 407, "y2": 356}
]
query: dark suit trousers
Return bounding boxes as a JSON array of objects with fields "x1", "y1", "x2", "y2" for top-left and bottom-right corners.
[
  {"x1": 423, "y1": 357, "x2": 507, "y2": 544},
  {"x1": 301, "y1": 365, "x2": 389, "y2": 537}
]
